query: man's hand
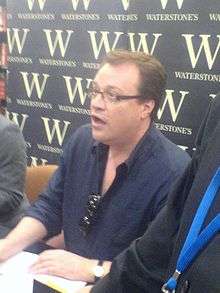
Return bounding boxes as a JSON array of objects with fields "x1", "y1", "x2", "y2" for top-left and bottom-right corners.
[{"x1": 29, "y1": 249, "x2": 97, "y2": 282}]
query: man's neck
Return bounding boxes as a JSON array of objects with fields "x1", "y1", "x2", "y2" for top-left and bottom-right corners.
[{"x1": 108, "y1": 120, "x2": 151, "y2": 165}]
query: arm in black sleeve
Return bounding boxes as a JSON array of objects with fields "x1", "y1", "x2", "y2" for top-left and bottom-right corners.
[{"x1": 0, "y1": 122, "x2": 26, "y2": 217}]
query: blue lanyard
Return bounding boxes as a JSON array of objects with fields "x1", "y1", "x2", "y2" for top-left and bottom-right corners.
[{"x1": 162, "y1": 167, "x2": 220, "y2": 293}]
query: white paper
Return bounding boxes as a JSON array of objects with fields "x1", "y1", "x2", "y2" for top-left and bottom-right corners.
[
  {"x1": 35, "y1": 274, "x2": 86, "y2": 292},
  {"x1": 0, "y1": 251, "x2": 37, "y2": 293},
  {"x1": 0, "y1": 273, "x2": 34, "y2": 293},
  {"x1": 0, "y1": 250, "x2": 38, "y2": 274},
  {"x1": 0, "y1": 251, "x2": 86, "y2": 293}
]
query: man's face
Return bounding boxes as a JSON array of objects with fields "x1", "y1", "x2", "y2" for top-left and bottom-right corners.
[{"x1": 90, "y1": 62, "x2": 152, "y2": 146}]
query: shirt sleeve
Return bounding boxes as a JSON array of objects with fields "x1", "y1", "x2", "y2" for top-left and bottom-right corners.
[
  {"x1": 0, "y1": 122, "x2": 26, "y2": 218},
  {"x1": 25, "y1": 139, "x2": 71, "y2": 238},
  {"x1": 25, "y1": 125, "x2": 92, "y2": 239}
]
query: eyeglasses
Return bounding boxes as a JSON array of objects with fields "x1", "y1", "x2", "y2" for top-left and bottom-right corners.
[
  {"x1": 87, "y1": 83, "x2": 142, "y2": 104},
  {"x1": 79, "y1": 193, "x2": 102, "y2": 236}
]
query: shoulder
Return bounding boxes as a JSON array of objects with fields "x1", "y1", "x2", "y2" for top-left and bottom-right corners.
[
  {"x1": 62, "y1": 123, "x2": 94, "y2": 156},
  {"x1": 0, "y1": 116, "x2": 25, "y2": 146},
  {"x1": 0, "y1": 115, "x2": 19, "y2": 132},
  {"x1": 150, "y1": 126, "x2": 191, "y2": 174},
  {"x1": 66, "y1": 123, "x2": 93, "y2": 146},
  {"x1": 0, "y1": 115, "x2": 14, "y2": 130},
  {"x1": 70, "y1": 123, "x2": 92, "y2": 139},
  {"x1": 0, "y1": 117, "x2": 26, "y2": 169}
]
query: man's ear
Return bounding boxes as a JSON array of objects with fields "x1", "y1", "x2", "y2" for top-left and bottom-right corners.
[{"x1": 141, "y1": 99, "x2": 155, "y2": 119}]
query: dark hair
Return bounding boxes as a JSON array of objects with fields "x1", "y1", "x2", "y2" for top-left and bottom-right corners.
[{"x1": 100, "y1": 49, "x2": 167, "y2": 119}]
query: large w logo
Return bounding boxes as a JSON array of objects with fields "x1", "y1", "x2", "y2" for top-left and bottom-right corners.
[
  {"x1": 6, "y1": 111, "x2": 29, "y2": 132},
  {"x1": 20, "y1": 72, "x2": 49, "y2": 99},
  {"x1": 71, "y1": 0, "x2": 92, "y2": 11},
  {"x1": 159, "y1": 0, "x2": 185, "y2": 9},
  {"x1": 120, "y1": 0, "x2": 130, "y2": 11},
  {"x1": 42, "y1": 117, "x2": 71, "y2": 146},
  {"x1": 128, "y1": 33, "x2": 162, "y2": 53},
  {"x1": 29, "y1": 156, "x2": 48, "y2": 167},
  {"x1": 63, "y1": 76, "x2": 92, "y2": 105},
  {"x1": 157, "y1": 90, "x2": 189, "y2": 123},
  {"x1": 27, "y1": 0, "x2": 47, "y2": 11},
  {"x1": 88, "y1": 31, "x2": 124, "y2": 60},
  {"x1": 7, "y1": 28, "x2": 30, "y2": 54},
  {"x1": 43, "y1": 29, "x2": 74, "y2": 58},
  {"x1": 182, "y1": 34, "x2": 220, "y2": 70}
]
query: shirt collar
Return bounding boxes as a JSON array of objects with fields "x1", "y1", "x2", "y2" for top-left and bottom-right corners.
[
  {"x1": 91, "y1": 122, "x2": 157, "y2": 173},
  {"x1": 124, "y1": 122, "x2": 157, "y2": 172}
]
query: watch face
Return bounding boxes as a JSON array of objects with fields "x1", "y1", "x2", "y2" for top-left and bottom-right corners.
[{"x1": 94, "y1": 265, "x2": 105, "y2": 278}]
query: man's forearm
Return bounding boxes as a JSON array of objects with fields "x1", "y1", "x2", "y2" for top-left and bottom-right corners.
[{"x1": 1, "y1": 216, "x2": 47, "y2": 260}]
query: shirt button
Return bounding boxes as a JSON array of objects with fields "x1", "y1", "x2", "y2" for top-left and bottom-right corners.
[{"x1": 180, "y1": 280, "x2": 190, "y2": 293}]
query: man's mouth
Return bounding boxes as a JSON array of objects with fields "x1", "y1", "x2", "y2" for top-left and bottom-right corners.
[{"x1": 91, "y1": 115, "x2": 107, "y2": 126}]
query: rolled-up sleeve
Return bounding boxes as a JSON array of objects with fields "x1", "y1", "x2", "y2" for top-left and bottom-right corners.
[{"x1": 25, "y1": 143, "x2": 69, "y2": 238}]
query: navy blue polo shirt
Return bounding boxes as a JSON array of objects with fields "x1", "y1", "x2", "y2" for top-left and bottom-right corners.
[{"x1": 26, "y1": 124, "x2": 190, "y2": 260}]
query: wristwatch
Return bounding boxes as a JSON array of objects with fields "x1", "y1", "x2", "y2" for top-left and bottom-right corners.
[{"x1": 93, "y1": 260, "x2": 104, "y2": 282}]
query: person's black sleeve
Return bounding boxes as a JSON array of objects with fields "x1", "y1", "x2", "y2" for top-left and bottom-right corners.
[{"x1": 0, "y1": 122, "x2": 26, "y2": 216}]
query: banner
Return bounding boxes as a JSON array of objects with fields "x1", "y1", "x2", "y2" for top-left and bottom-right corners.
[
  {"x1": 0, "y1": 0, "x2": 7, "y2": 115},
  {"x1": 7, "y1": 0, "x2": 220, "y2": 165}
]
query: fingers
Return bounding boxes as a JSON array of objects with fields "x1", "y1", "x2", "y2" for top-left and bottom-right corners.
[
  {"x1": 29, "y1": 249, "x2": 73, "y2": 278},
  {"x1": 29, "y1": 251, "x2": 58, "y2": 275},
  {"x1": 30, "y1": 259, "x2": 56, "y2": 275}
]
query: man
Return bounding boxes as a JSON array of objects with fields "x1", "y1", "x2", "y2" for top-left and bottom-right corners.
[
  {"x1": 0, "y1": 50, "x2": 190, "y2": 283},
  {"x1": 0, "y1": 113, "x2": 28, "y2": 236},
  {"x1": 88, "y1": 93, "x2": 220, "y2": 293}
]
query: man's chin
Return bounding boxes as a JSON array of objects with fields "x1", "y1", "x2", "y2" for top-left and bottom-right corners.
[{"x1": 92, "y1": 130, "x2": 110, "y2": 145}]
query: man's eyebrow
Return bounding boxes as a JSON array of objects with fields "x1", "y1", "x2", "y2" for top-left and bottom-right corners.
[
  {"x1": 103, "y1": 85, "x2": 124, "y2": 94},
  {"x1": 92, "y1": 80, "x2": 123, "y2": 92}
]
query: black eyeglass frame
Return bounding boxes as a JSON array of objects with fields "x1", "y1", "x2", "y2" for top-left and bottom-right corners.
[
  {"x1": 86, "y1": 82, "x2": 142, "y2": 103},
  {"x1": 88, "y1": 89, "x2": 141, "y2": 102}
]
